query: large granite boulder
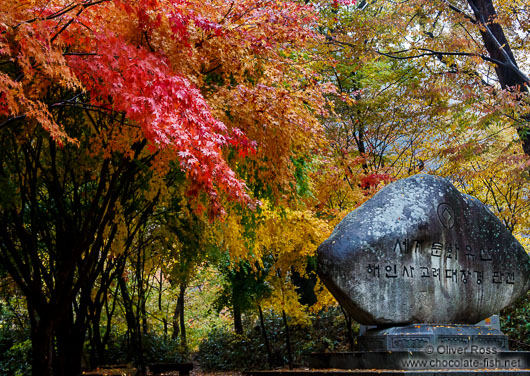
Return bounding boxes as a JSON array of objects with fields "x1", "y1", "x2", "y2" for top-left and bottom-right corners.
[{"x1": 317, "y1": 174, "x2": 530, "y2": 325}]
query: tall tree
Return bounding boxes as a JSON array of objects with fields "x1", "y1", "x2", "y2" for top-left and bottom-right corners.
[
  {"x1": 0, "y1": 1, "x2": 327, "y2": 374},
  {"x1": 325, "y1": 0, "x2": 530, "y2": 155}
]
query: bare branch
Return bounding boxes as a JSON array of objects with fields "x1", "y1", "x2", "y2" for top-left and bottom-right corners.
[
  {"x1": 375, "y1": 47, "x2": 505, "y2": 66},
  {"x1": 62, "y1": 52, "x2": 98, "y2": 56},
  {"x1": 0, "y1": 115, "x2": 27, "y2": 130},
  {"x1": 442, "y1": 0, "x2": 477, "y2": 23},
  {"x1": 10, "y1": 0, "x2": 110, "y2": 31}
]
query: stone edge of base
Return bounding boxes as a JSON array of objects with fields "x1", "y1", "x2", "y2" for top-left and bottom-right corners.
[{"x1": 243, "y1": 369, "x2": 530, "y2": 376}]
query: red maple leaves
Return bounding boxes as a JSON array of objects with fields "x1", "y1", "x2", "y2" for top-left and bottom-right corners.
[
  {"x1": 332, "y1": 0, "x2": 357, "y2": 8},
  {"x1": 67, "y1": 32, "x2": 253, "y2": 213},
  {"x1": 0, "y1": 0, "x2": 321, "y2": 215},
  {"x1": 360, "y1": 173, "x2": 393, "y2": 190}
]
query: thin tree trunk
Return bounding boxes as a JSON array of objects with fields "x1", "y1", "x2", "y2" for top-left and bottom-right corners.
[
  {"x1": 141, "y1": 299, "x2": 148, "y2": 335},
  {"x1": 172, "y1": 300, "x2": 180, "y2": 340},
  {"x1": 339, "y1": 305, "x2": 355, "y2": 351},
  {"x1": 178, "y1": 283, "x2": 187, "y2": 350},
  {"x1": 118, "y1": 273, "x2": 143, "y2": 368},
  {"x1": 258, "y1": 305, "x2": 273, "y2": 367},
  {"x1": 282, "y1": 310, "x2": 293, "y2": 370},
  {"x1": 158, "y1": 270, "x2": 163, "y2": 311},
  {"x1": 101, "y1": 286, "x2": 118, "y2": 363}
]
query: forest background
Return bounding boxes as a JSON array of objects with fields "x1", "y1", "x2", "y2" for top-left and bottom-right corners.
[{"x1": 2, "y1": 0, "x2": 530, "y2": 375}]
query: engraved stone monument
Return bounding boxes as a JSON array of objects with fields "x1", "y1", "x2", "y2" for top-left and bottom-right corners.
[{"x1": 311, "y1": 174, "x2": 530, "y2": 373}]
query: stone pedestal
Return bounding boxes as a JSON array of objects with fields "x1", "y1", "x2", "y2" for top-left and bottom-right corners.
[
  {"x1": 306, "y1": 324, "x2": 530, "y2": 373},
  {"x1": 308, "y1": 324, "x2": 530, "y2": 375},
  {"x1": 246, "y1": 371, "x2": 530, "y2": 376},
  {"x1": 307, "y1": 350, "x2": 530, "y2": 370},
  {"x1": 357, "y1": 324, "x2": 508, "y2": 352}
]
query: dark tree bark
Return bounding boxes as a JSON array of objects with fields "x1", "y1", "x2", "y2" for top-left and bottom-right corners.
[
  {"x1": 258, "y1": 305, "x2": 273, "y2": 367},
  {"x1": 178, "y1": 283, "x2": 187, "y2": 349},
  {"x1": 172, "y1": 282, "x2": 187, "y2": 350},
  {"x1": 466, "y1": 0, "x2": 525, "y2": 88},
  {"x1": 465, "y1": 0, "x2": 530, "y2": 155},
  {"x1": 172, "y1": 300, "x2": 180, "y2": 340},
  {"x1": 118, "y1": 272, "x2": 144, "y2": 369},
  {"x1": 233, "y1": 303, "x2": 244, "y2": 335},
  {"x1": 339, "y1": 305, "x2": 355, "y2": 351},
  {"x1": 28, "y1": 306, "x2": 54, "y2": 376},
  {"x1": 282, "y1": 310, "x2": 293, "y2": 370}
]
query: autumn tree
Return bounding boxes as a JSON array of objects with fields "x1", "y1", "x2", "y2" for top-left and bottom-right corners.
[
  {"x1": 0, "y1": 0, "x2": 330, "y2": 375},
  {"x1": 304, "y1": 0, "x2": 530, "y2": 219},
  {"x1": 323, "y1": 0, "x2": 530, "y2": 155},
  {"x1": 159, "y1": 192, "x2": 215, "y2": 350},
  {"x1": 345, "y1": 0, "x2": 530, "y2": 237}
]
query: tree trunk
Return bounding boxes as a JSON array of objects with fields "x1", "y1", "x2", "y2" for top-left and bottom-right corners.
[
  {"x1": 178, "y1": 283, "x2": 187, "y2": 350},
  {"x1": 100, "y1": 287, "x2": 118, "y2": 365},
  {"x1": 91, "y1": 321, "x2": 104, "y2": 368},
  {"x1": 339, "y1": 305, "x2": 355, "y2": 351},
  {"x1": 466, "y1": 0, "x2": 530, "y2": 155},
  {"x1": 233, "y1": 302, "x2": 243, "y2": 335},
  {"x1": 118, "y1": 273, "x2": 143, "y2": 367},
  {"x1": 141, "y1": 299, "x2": 148, "y2": 335},
  {"x1": 282, "y1": 310, "x2": 293, "y2": 370},
  {"x1": 467, "y1": 0, "x2": 521, "y2": 89},
  {"x1": 258, "y1": 305, "x2": 273, "y2": 367},
  {"x1": 88, "y1": 293, "x2": 107, "y2": 368},
  {"x1": 172, "y1": 300, "x2": 180, "y2": 340},
  {"x1": 30, "y1": 316, "x2": 54, "y2": 376},
  {"x1": 54, "y1": 318, "x2": 86, "y2": 376}
]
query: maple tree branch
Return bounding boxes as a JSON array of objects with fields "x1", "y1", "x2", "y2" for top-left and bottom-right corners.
[
  {"x1": 50, "y1": 7, "x2": 84, "y2": 43},
  {"x1": 202, "y1": 63, "x2": 222, "y2": 75},
  {"x1": 62, "y1": 52, "x2": 98, "y2": 56},
  {"x1": 219, "y1": 1, "x2": 235, "y2": 24},
  {"x1": 0, "y1": 115, "x2": 27, "y2": 130},
  {"x1": 51, "y1": 101, "x2": 140, "y2": 129},
  {"x1": 13, "y1": 3, "x2": 78, "y2": 28},
  {"x1": 457, "y1": 22, "x2": 484, "y2": 51},
  {"x1": 10, "y1": 0, "x2": 110, "y2": 31},
  {"x1": 442, "y1": 0, "x2": 477, "y2": 23},
  {"x1": 143, "y1": 31, "x2": 156, "y2": 53},
  {"x1": 375, "y1": 47, "x2": 504, "y2": 66},
  {"x1": 326, "y1": 37, "x2": 503, "y2": 66}
]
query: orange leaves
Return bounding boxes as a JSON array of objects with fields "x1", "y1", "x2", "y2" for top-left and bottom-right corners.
[
  {"x1": 0, "y1": 0, "x2": 329, "y2": 215},
  {"x1": 225, "y1": 0, "x2": 318, "y2": 52},
  {"x1": 0, "y1": 13, "x2": 80, "y2": 142},
  {"x1": 142, "y1": 0, "x2": 325, "y2": 201}
]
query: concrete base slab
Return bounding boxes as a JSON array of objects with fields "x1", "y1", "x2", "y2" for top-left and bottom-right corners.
[
  {"x1": 306, "y1": 351, "x2": 530, "y2": 371},
  {"x1": 358, "y1": 324, "x2": 508, "y2": 352},
  {"x1": 244, "y1": 370, "x2": 530, "y2": 376}
]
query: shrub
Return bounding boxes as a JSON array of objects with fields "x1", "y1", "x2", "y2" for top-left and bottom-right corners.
[
  {"x1": 103, "y1": 332, "x2": 189, "y2": 365},
  {"x1": 197, "y1": 306, "x2": 357, "y2": 371},
  {"x1": 501, "y1": 291, "x2": 530, "y2": 351},
  {"x1": 0, "y1": 327, "x2": 31, "y2": 376}
]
